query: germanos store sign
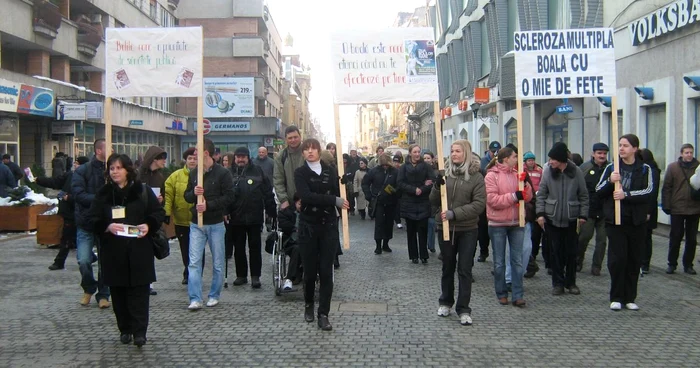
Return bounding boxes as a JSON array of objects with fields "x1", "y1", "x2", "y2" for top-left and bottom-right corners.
[{"x1": 628, "y1": 0, "x2": 700, "y2": 46}]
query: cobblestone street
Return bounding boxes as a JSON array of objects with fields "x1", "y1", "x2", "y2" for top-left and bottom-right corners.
[{"x1": 1, "y1": 217, "x2": 699, "y2": 367}]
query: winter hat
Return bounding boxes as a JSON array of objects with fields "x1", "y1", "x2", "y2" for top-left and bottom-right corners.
[
  {"x1": 76, "y1": 156, "x2": 90, "y2": 165},
  {"x1": 320, "y1": 150, "x2": 335, "y2": 166},
  {"x1": 359, "y1": 157, "x2": 368, "y2": 166},
  {"x1": 489, "y1": 141, "x2": 502, "y2": 152},
  {"x1": 592, "y1": 142, "x2": 609, "y2": 152},
  {"x1": 548, "y1": 142, "x2": 569, "y2": 163},
  {"x1": 234, "y1": 146, "x2": 250, "y2": 157},
  {"x1": 523, "y1": 151, "x2": 536, "y2": 161},
  {"x1": 505, "y1": 143, "x2": 518, "y2": 154},
  {"x1": 392, "y1": 155, "x2": 402, "y2": 163}
]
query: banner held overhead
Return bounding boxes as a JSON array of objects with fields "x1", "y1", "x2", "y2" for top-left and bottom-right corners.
[
  {"x1": 105, "y1": 27, "x2": 204, "y2": 98},
  {"x1": 330, "y1": 27, "x2": 438, "y2": 104}
]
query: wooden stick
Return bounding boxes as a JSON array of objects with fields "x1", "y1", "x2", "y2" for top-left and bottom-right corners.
[
  {"x1": 104, "y1": 97, "x2": 112, "y2": 156},
  {"x1": 334, "y1": 104, "x2": 350, "y2": 250},
  {"x1": 196, "y1": 96, "x2": 204, "y2": 228},
  {"x1": 516, "y1": 99, "x2": 525, "y2": 227},
  {"x1": 611, "y1": 96, "x2": 621, "y2": 225},
  {"x1": 433, "y1": 101, "x2": 450, "y2": 241}
]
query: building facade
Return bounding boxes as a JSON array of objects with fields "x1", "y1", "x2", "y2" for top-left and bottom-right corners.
[
  {"x1": 0, "y1": 0, "x2": 186, "y2": 175},
  {"x1": 177, "y1": 0, "x2": 285, "y2": 157},
  {"x1": 281, "y1": 33, "x2": 312, "y2": 139}
]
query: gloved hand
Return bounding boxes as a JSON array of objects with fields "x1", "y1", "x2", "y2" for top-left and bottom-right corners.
[
  {"x1": 518, "y1": 172, "x2": 527, "y2": 181},
  {"x1": 434, "y1": 175, "x2": 445, "y2": 188},
  {"x1": 340, "y1": 174, "x2": 351, "y2": 185},
  {"x1": 522, "y1": 189, "x2": 532, "y2": 202},
  {"x1": 515, "y1": 191, "x2": 524, "y2": 201},
  {"x1": 163, "y1": 216, "x2": 170, "y2": 225}
]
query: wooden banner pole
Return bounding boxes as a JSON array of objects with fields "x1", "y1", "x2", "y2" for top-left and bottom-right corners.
[
  {"x1": 334, "y1": 104, "x2": 351, "y2": 250},
  {"x1": 433, "y1": 101, "x2": 450, "y2": 241},
  {"x1": 516, "y1": 99, "x2": 525, "y2": 227},
  {"x1": 611, "y1": 96, "x2": 621, "y2": 225},
  {"x1": 196, "y1": 96, "x2": 204, "y2": 228},
  {"x1": 104, "y1": 97, "x2": 112, "y2": 157}
]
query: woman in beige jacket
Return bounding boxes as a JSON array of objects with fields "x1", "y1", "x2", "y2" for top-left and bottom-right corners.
[{"x1": 353, "y1": 158, "x2": 369, "y2": 219}]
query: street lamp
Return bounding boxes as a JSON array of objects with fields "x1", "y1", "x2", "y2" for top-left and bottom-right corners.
[
  {"x1": 683, "y1": 76, "x2": 700, "y2": 91},
  {"x1": 470, "y1": 102, "x2": 481, "y2": 119}
]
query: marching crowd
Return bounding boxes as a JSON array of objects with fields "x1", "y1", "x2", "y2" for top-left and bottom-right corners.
[{"x1": 12, "y1": 124, "x2": 700, "y2": 345}]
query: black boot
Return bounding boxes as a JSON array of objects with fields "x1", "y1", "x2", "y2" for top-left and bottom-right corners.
[
  {"x1": 334, "y1": 255, "x2": 340, "y2": 269},
  {"x1": 304, "y1": 304, "x2": 314, "y2": 322},
  {"x1": 359, "y1": 209, "x2": 366, "y2": 220},
  {"x1": 374, "y1": 240, "x2": 382, "y2": 254},
  {"x1": 318, "y1": 314, "x2": 333, "y2": 331},
  {"x1": 382, "y1": 239, "x2": 392, "y2": 253},
  {"x1": 134, "y1": 336, "x2": 147, "y2": 347}
]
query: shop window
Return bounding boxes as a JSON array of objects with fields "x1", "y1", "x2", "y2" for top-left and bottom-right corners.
[
  {"x1": 507, "y1": 0, "x2": 519, "y2": 51},
  {"x1": 480, "y1": 20, "x2": 490, "y2": 78},
  {"x1": 646, "y1": 105, "x2": 666, "y2": 173},
  {"x1": 479, "y1": 124, "x2": 490, "y2": 154},
  {"x1": 548, "y1": 0, "x2": 571, "y2": 29},
  {"x1": 505, "y1": 118, "x2": 517, "y2": 146}
]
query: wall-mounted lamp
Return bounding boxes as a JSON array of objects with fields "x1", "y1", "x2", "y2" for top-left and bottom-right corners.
[
  {"x1": 470, "y1": 102, "x2": 481, "y2": 119},
  {"x1": 597, "y1": 97, "x2": 612, "y2": 107},
  {"x1": 633, "y1": 87, "x2": 654, "y2": 100},
  {"x1": 683, "y1": 76, "x2": 700, "y2": 91}
]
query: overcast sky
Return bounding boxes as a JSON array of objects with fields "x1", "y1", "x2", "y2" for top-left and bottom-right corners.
[{"x1": 267, "y1": 0, "x2": 429, "y2": 147}]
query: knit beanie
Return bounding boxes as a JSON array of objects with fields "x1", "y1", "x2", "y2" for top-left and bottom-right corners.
[{"x1": 548, "y1": 142, "x2": 569, "y2": 163}]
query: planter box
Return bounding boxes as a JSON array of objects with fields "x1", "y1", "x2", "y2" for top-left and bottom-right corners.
[
  {"x1": 37, "y1": 214, "x2": 64, "y2": 246},
  {"x1": 0, "y1": 205, "x2": 52, "y2": 231}
]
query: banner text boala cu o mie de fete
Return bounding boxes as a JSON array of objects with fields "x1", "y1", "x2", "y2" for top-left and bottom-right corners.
[
  {"x1": 330, "y1": 27, "x2": 439, "y2": 104},
  {"x1": 513, "y1": 28, "x2": 617, "y2": 100},
  {"x1": 105, "y1": 27, "x2": 203, "y2": 98}
]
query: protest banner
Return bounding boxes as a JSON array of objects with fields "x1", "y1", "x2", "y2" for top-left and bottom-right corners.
[
  {"x1": 514, "y1": 28, "x2": 620, "y2": 224},
  {"x1": 330, "y1": 28, "x2": 447, "y2": 246},
  {"x1": 105, "y1": 27, "x2": 205, "y2": 225}
]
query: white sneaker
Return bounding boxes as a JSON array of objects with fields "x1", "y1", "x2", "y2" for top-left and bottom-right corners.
[
  {"x1": 610, "y1": 302, "x2": 622, "y2": 311},
  {"x1": 397, "y1": 224, "x2": 403, "y2": 229},
  {"x1": 459, "y1": 313, "x2": 473, "y2": 326},
  {"x1": 188, "y1": 301, "x2": 203, "y2": 311},
  {"x1": 437, "y1": 306, "x2": 450, "y2": 317},
  {"x1": 625, "y1": 303, "x2": 639, "y2": 311},
  {"x1": 206, "y1": 298, "x2": 219, "y2": 307},
  {"x1": 283, "y1": 279, "x2": 293, "y2": 291}
]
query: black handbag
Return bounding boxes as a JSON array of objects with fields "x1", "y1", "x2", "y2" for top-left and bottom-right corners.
[{"x1": 140, "y1": 186, "x2": 170, "y2": 260}]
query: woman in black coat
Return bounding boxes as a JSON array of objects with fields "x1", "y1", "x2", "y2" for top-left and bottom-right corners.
[
  {"x1": 362, "y1": 153, "x2": 399, "y2": 254},
  {"x1": 639, "y1": 148, "x2": 661, "y2": 274},
  {"x1": 294, "y1": 139, "x2": 349, "y2": 331},
  {"x1": 397, "y1": 144, "x2": 436, "y2": 264},
  {"x1": 88, "y1": 154, "x2": 165, "y2": 347}
]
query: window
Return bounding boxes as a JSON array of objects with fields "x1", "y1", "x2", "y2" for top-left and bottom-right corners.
[
  {"x1": 507, "y1": 0, "x2": 520, "y2": 51},
  {"x1": 149, "y1": 0, "x2": 157, "y2": 19},
  {"x1": 548, "y1": 0, "x2": 571, "y2": 29},
  {"x1": 505, "y1": 118, "x2": 517, "y2": 146},
  {"x1": 607, "y1": 110, "x2": 623, "y2": 150},
  {"x1": 545, "y1": 112, "x2": 568, "y2": 153},
  {"x1": 646, "y1": 105, "x2": 666, "y2": 173},
  {"x1": 479, "y1": 124, "x2": 490, "y2": 154},
  {"x1": 74, "y1": 123, "x2": 97, "y2": 158},
  {"x1": 480, "y1": 21, "x2": 490, "y2": 77}
]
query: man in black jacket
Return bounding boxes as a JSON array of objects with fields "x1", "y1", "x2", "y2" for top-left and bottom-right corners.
[
  {"x1": 71, "y1": 139, "x2": 110, "y2": 308},
  {"x1": 577, "y1": 143, "x2": 610, "y2": 276},
  {"x1": 38, "y1": 156, "x2": 89, "y2": 270},
  {"x1": 2, "y1": 154, "x2": 23, "y2": 183},
  {"x1": 184, "y1": 139, "x2": 235, "y2": 310},
  {"x1": 228, "y1": 146, "x2": 276, "y2": 289}
]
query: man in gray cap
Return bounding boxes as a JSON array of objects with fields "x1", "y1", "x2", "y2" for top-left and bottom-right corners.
[{"x1": 577, "y1": 142, "x2": 610, "y2": 276}]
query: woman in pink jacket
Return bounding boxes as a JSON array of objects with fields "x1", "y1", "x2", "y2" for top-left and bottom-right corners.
[{"x1": 484, "y1": 147, "x2": 533, "y2": 307}]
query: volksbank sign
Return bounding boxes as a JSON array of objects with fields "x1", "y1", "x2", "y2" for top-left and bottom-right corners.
[{"x1": 628, "y1": 0, "x2": 700, "y2": 46}]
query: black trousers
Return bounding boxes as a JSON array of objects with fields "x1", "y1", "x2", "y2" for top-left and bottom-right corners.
[
  {"x1": 530, "y1": 220, "x2": 543, "y2": 257},
  {"x1": 546, "y1": 222, "x2": 578, "y2": 288},
  {"x1": 231, "y1": 224, "x2": 263, "y2": 278},
  {"x1": 439, "y1": 229, "x2": 477, "y2": 315},
  {"x1": 299, "y1": 219, "x2": 337, "y2": 316},
  {"x1": 641, "y1": 226, "x2": 654, "y2": 269},
  {"x1": 405, "y1": 218, "x2": 429, "y2": 260},
  {"x1": 284, "y1": 243, "x2": 302, "y2": 281},
  {"x1": 53, "y1": 221, "x2": 76, "y2": 266},
  {"x1": 111, "y1": 285, "x2": 150, "y2": 338},
  {"x1": 668, "y1": 214, "x2": 699, "y2": 268},
  {"x1": 374, "y1": 203, "x2": 395, "y2": 241},
  {"x1": 607, "y1": 223, "x2": 645, "y2": 303},
  {"x1": 477, "y1": 211, "x2": 490, "y2": 258},
  {"x1": 394, "y1": 202, "x2": 402, "y2": 225},
  {"x1": 225, "y1": 222, "x2": 235, "y2": 259},
  {"x1": 176, "y1": 225, "x2": 202, "y2": 279}
]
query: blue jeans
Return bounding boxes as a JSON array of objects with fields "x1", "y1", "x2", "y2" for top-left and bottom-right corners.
[
  {"x1": 76, "y1": 228, "x2": 109, "y2": 300},
  {"x1": 489, "y1": 226, "x2": 525, "y2": 301},
  {"x1": 188, "y1": 222, "x2": 225, "y2": 303},
  {"x1": 427, "y1": 217, "x2": 436, "y2": 251},
  {"x1": 506, "y1": 223, "x2": 532, "y2": 283}
]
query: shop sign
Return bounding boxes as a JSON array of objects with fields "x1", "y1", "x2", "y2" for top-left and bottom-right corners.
[
  {"x1": 556, "y1": 104, "x2": 574, "y2": 114},
  {"x1": 264, "y1": 137, "x2": 273, "y2": 146},
  {"x1": 628, "y1": 0, "x2": 700, "y2": 46},
  {"x1": 57, "y1": 101, "x2": 87, "y2": 120},
  {"x1": 85, "y1": 102, "x2": 103, "y2": 119},
  {"x1": 273, "y1": 139, "x2": 284, "y2": 145},
  {"x1": 52, "y1": 121, "x2": 75, "y2": 135},
  {"x1": 193, "y1": 121, "x2": 250, "y2": 133},
  {"x1": 204, "y1": 78, "x2": 255, "y2": 118},
  {"x1": 0, "y1": 78, "x2": 21, "y2": 113},
  {"x1": 17, "y1": 84, "x2": 55, "y2": 117},
  {"x1": 129, "y1": 120, "x2": 144, "y2": 126}
]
